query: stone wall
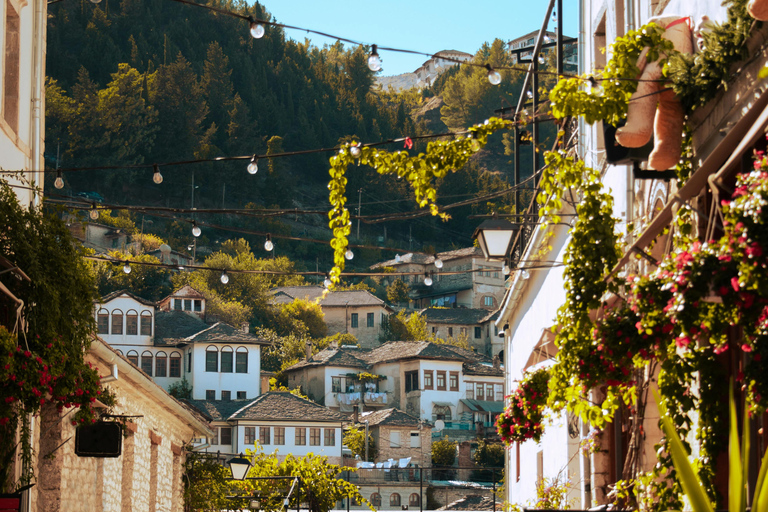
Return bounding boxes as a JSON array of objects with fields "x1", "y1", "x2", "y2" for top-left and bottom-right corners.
[{"x1": 30, "y1": 342, "x2": 208, "y2": 512}]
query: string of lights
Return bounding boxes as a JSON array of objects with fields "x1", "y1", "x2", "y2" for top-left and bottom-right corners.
[
  {"x1": 86, "y1": 254, "x2": 564, "y2": 287},
  {"x1": 47, "y1": 0, "x2": 668, "y2": 89}
]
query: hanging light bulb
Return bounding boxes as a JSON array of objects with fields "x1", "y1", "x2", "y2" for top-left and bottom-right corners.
[
  {"x1": 538, "y1": 54, "x2": 546, "y2": 65},
  {"x1": 249, "y1": 19, "x2": 265, "y2": 39},
  {"x1": 521, "y1": 269, "x2": 531, "y2": 280},
  {"x1": 588, "y1": 76, "x2": 604, "y2": 96},
  {"x1": 368, "y1": 44, "x2": 382, "y2": 72},
  {"x1": 434, "y1": 254, "x2": 443, "y2": 269},
  {"x1": 192, "y1": 222, "x2": 201, "y2": 238},
  {"x1": 323, "y1": 274, "x2": 332, "y2": 289},
  {"x1": 350, "y1": 143, "x2": 362, "y2": 158},
  {"x1": 123, "y1": 262, "x2": 132, "y2": 274},
  {"x1": 424, "y1": 273, "x2": 433, "y2": 286},
  {"x1": 89, "y1": 0, "x2": 101, "y2": 4},
  {"x1": 220, "y1": 270, "x2": 230, "y2": 284},
  {"x1": 89, "y1": 204, "x2": 99, "y2": 220},
  {"x1": 345, "y1": 249, "x2": 354, "y2": 260},
  {"x1": 552, "y1": 11, "x2": 557, "y2": 23},
  {"x1": 543, "y1": 34, "x2": 552, "y2": 44},
  {"x1": 264, "y1": 234, "x2": 274, "y2": 252},
  {"x1": 485, "y1": 64, "x2": 501, "y2": 86},
  {"x1": 54, "y1": 170, "x2": 64, "y2": 189},
  {"x1": 247, "y1": 155, "x2": 259, "y2": 175},
  {"x1": 502, "y1": 262, "x2": 511, "y2": 276},
  {"x1": 395, "y1": 254, "x2": 401, "y2": 263},
  {"x1": 152, "y1": 164, "x2": 163, "y2": 184},
  {"x1": 526, "y1": 90, "x2": 533, "y2": 100}
]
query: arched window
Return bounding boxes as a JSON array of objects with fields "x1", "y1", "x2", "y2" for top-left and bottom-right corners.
[
  {"x1": 236, "y1": 346, "x2": 248, "y2": 374},
  {"x1": 410, "y1": 493, "x2": 420, "y2": 507},
  {"x1": 206, "y1": 346, "x2": 218, "y2": 372},
  {"x1": 220, "y1": 346, "x2": 233, "y2": 373},
  {"x1": 433, "y1": 404, "x2": 452, "y2": 421},
  {"x1": 126, "y1": 350, "x2": 139, "y2": 366},
  {"x1": 390, "y1": 493, "x2": 401, "y2": 507},
  {"x1": 97, "y1": 309, "x2": 109, "y2": 334},
  {"x1": 169, "y1": 352, "x2": 182, "y2": 378},
  {"x1": 141, "y1": 351, "x2": 153, "y2": 376},
  {"x1": 126, "y1": 310, "x2": 138, "y2": 335},
  {"x1": 111, "y1": 309, "x2": 123, "y2": 335},
  {"x1": 140, "y1": 310, "x2": 152, "y2": 336},
  {"x1": 155, "y1": 351, "x2": 167, "y2": 377},
  {"x1": 370, "y1": 494, "x2": 381, "y2": 507},
  {"x1": 115, "y1": 349, "x2": 123, "y2": 356}
]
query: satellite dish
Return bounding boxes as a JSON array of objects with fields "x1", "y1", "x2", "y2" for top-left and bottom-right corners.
[{"x1": 434, "y1": 419, "x2": 445, "y2": 432}]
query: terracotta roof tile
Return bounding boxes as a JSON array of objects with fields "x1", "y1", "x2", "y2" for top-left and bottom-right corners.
[
  {"x1": 97, "y1": 289, "x2": 156, "y2": 307},
  {"x1": 361, "y1": 408, "x2": 423, "y2": 427},
  {"x1": 185, "y1": 322, "x2": 270, "y2": 345},
  {"x1": 421, "y1": 308, "x2": 495, "y2": 325},
  {"x1": 227, "y1": 392, "x2": 348, "y2": 422},
  {"x1": 284, "y1": 347, "x2": 371, "y2": 372}
]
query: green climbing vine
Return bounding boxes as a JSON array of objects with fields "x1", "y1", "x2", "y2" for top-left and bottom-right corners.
[{"x1": 326, "y1": 117, "x2": 511, "y2": 284}]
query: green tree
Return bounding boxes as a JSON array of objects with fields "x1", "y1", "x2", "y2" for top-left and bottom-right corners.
[
  {"x1": 183, "y1": 452, "x2": 231, "y2": 512},
  {"x1": 93, "y1": 251, "x2": 172, "y2": 301},
  {"x1": 380, "y1": 310, "x2": 436, "y2": 343},
  {"x1": 432, "y1": 437, "x2": 457, "y2": 468},
  {"x1": 471, "y1": 439, "x2": 505, "y2": 481},
  {"x1": 343, "y1": 425, "x2": 377, "y2": 462},
  {"x1": 168, "y1": 377, "x2": 192, "y2": 399},
  {"x1": 386, "y1": 278, "x2": 410, "y2": 304},
  {"x1": 268, "y1": 298, "x2": 327, "y2": 339}
]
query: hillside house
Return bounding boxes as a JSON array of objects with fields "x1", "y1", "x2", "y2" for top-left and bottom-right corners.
[
  {"x1": 371, "y1": 247, "x2": 506, "y2": 310},
  {"x1": 95, "y1": 287, "x2": 268, "y2": 400},
  {"x1": 269, "y1": 286, "x2": 393, "y2": 348},
  {"x1": 421, "y1": 307, "x2": 502, "y2": 357},
  {"x1": 185, "y1": 391, "x2": 347, "y2": 462}
]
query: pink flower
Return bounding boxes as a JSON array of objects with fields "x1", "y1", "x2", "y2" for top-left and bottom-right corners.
[
  {"x1": 732, "y1": 277, "x2": 741, "y2": 292},
  {"x1": 741, "y1": 344, "x2": 753, "y2": 353}
]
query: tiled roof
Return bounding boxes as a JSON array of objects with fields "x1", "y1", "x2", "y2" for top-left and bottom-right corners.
[
  {"x1": 227, "y1": 392, "x2": 348, "y2": 422},
  {"x1": 269, "y1": 286, "x2": 326, "y2": 302},
  {"x1": 284, "y1": 347, "x2": 371, "y2": 372},
  {"x1": 361, "y1": 408, "x2": 423, "y2": 428},
  {"x1": 319, "y1": 290, "x2": 387, "y2": 308},
  {"x1": 183, "y1": 399, "x2": 254, "y2": 422},
  {"x1": 185, "y1": 322, "x2": 269, "y2": 345},
  {"x1": 370, "y1": 247, "x2": 481, "y2": 269},
  {"x1": 97, "y1": 289, "x2": 156, "y2": 307},
  {"x1": 462, "y1": 360, "x2": 503, "y2": 377},
  {"x1": 421, "y1": 307, "x2": 494, "y2": 325},
  {"x1": 365, "y1": 341, "x2": 485, "y2": 365},
  {"x1": 154, "y1": 310, "x2": 210, "y2": 344}
]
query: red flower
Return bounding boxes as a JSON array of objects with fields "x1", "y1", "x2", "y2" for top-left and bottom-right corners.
[{"x1": 731, "y1": 277, "x2": 741, "y2": 292}]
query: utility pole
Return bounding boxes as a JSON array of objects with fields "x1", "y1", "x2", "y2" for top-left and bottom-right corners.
[
  {"x1": 356, "y1": 188, "x2": 363, "y2": 239},
  {"x1": 191, "y1": 170, "x2": 195, "y2": 210}
]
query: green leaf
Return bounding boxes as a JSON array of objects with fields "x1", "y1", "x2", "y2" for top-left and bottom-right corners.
[
  {"x1": 730, "y1": 383, "x2": 744, "y2": 512},
  {"x1": 653, "y1": 388, "x2": 714, "y2": 512}
]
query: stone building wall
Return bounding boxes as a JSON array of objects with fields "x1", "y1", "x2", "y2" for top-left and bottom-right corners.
[{"x1": 30, "y1": 340, "x2": 210, "y2": 512}]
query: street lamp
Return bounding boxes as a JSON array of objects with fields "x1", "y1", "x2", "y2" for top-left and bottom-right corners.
[
  {"x1": 228, "y1": 454, "x2": 252, "y2": 481},
  {"x1": 472, "y1": 217, "x2": 518, "y2": 261}
]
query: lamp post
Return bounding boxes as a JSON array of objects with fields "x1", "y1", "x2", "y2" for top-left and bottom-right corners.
[{"x1": 472, "y1": 217, "x2": 519, "y2": 261}]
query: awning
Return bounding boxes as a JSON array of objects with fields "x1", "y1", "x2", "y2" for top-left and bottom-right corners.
[
  {"x1": 460, "y1": 399, "x2": 504, "y2": 413},
  {"x1": 612, "y1": 88, "x2": 768, "y2": 274},
  {"x1": 524, "y1": 328, "x2": 558, "y2": 369}
]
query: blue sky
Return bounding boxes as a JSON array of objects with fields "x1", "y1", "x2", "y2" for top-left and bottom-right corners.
[{"x1": 262, "y1": 1, "x2": 579, "y2": 76}]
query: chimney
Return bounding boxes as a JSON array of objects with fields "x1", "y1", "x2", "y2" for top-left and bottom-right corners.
[
  {"x1": 493, "y1": 355, "x2": 500, "y2": 369},
  {"x1": 353, "y1": 405, "x2": 359, "y2": 424},
  {"x1": 305, "y1": 342, "x2": 312, "y2": 361},
  {"x1": 241, "y1": 322, "x2": 249, "y2": 333}
]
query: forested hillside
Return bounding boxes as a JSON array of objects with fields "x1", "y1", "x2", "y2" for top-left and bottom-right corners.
[{"x1": 44, "y1": 0, "x2": 554, "y2": 271}]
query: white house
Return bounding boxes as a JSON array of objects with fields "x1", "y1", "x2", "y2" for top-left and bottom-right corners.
[
  {"x1": 185, "y1": 391, "x2": 347, "y2": 463},
  {"x1": 95, "y1": 287, "x2": 268, "y2": 400},
  {"x1": 0, "y1": 0, "x2": 46, "y2": 207}
]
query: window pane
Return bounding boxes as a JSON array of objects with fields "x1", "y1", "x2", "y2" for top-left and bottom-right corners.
[
  {"x1": 236, "y1": 352, "x2": 248, "y2": 373},
  {"x1": 324, "y1": 428, "x2": 335, "y2": 446},
  {"x1": 475, "y1": 327, "x2": 482, "y2": 339},
  {"x1": 221, "y1": 391, "x2": 231, "y2": 401},
  {"x1": 127, "y1": 353, "x2": 138, "y2": 366},
  {"x1": 111, "y1": 313, "x2": 123, "y2": 335},
  {"x1": 237, "y1": 391, "x2": 246, "y2": 399},
  {"x1": 140, "y1": 314, "x2": 152, "y2": 336},
  {"x1": 174, "y1": 299, "x2": 182, "y2": 310},
  {"x1": 194, "y1": 300, "x2": 202, "y2": 312},
  {"x1": 310, "y1": 428, "x2": 320, "y2": 446},
  {"x1": 424, "y1": 371, "x2": 433, "y2": 389},
  {"x1": 390, "y1": 494, "x2": 401, "y2": 506},
  {"x1": 449, "y1": 372, "x2": 458, "y2": 391},
  {"x1": 169, "y1": 355, "x2": 181, "y2": 377},
  {"x1": 367, "y1": 313, "x2": 374, "y2": 327},
  {"x1": 260, "y1": 426, "x2": 271, "y2": 445},
  {"x1": 296, "y1": 427, "x2": 306, "y2": 445},
  {"x1": 350, "y1": 313, "x2": 358, "y2": 328},
  {"x1": 221, "y1": 351, "x2": 233, "y2": 373},
  {"x1": 437, "y1": 371, "x2": 446, "y2": 390},
  {"x1": 97, "y1": 314, "x2": 109, "y2": 334},
  {"x1": 155, "y1": 355, "x2": 167, "y2": 377},
  {"x1": 141, "y1": 354, "x2": 153, "y2": 376},
  {"x1": 184, "y1": 299, "x2": 192, "y2": 311},
  {"x1": 332, "y1": 376, "x2": 341, "y2": 393},
  {"x1": 206, "y1": 350, "x2": 218, "y2": 372},
  {"x1": 126, "y1": 314, "x2": 138, "y2": 335},
  {"x1": 466, "y1": 383, "x2": 474, "y2": 400},
  {"x1": 245, "y1": 427, "x2": 256, "y2": 445},
  {"x1": 220, "y1": 427, "x2": 232, "y2": 445},
  {"x1": 275, "y1": 427, "x2": 285, "y2": 445},
  {"x1": 206, "y1": 390, "x2": 216, "y2": 400}
]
